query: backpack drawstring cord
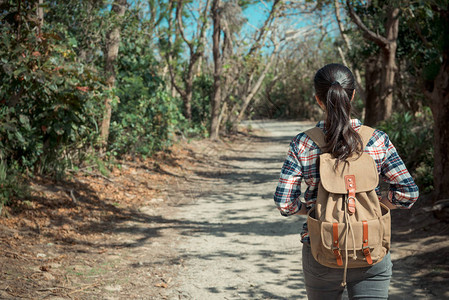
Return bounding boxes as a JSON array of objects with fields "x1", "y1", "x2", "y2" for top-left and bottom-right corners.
[
  {"x1": 349, "y1": 216, "x2": 357, "y2": 260},
  {"x1": 342, "y1": 201, "x2": 358, "y2": 287},
  {"x1": 342, "y1": 212, "x2": 348, "y2": 287},
  {"x1": 342, "y1": 206, "x2": 349, "y2": 287}
]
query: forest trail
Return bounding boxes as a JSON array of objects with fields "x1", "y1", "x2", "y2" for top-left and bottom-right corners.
[
  {"x1": 160, "y1": 120, "x2": 447, "y2": 299},
  {"x1": 1, "y1": 121, "x2": 447, "y2": 299},
  {"x1": 164, "y1": 120, "x2": 311, "y2": 299}
]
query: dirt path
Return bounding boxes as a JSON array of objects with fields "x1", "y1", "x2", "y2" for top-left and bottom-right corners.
[
  {"x1": 160, "y1": 121, "x2": 311, "y2": 299},
  {"x1": 1, "y1": 120, "x2": 447, "y2": 299},
  {"x1": 160, "y1": 120, "x2": 448, "y2": 300}
]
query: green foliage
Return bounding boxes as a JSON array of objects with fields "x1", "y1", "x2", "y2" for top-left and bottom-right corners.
[
  {"x1": 0, "y1": 159, "x2": 28, "y2": 213},
  {"x1": 378, "y1": 109, "x2": 434, "y2": 193},
  {"x1": 396, "y1": 0, "x2": 449, "y2": 117},
  {"x1": 238, "y1": 0, "x2": 260, "y2": 9},
  {"x1": 109, "y1": 90, "x2": 182, "y2": 157},
  {"x1": 188, "y1": 74, "x2": 213, "y2": 137},
  {"x1": 108, "y1": 10, "x2": 183, "y2": 157},
  {"x1": 0, "y1": 3, "x2": 104, "y2": 177},
  {"x1": 44, "y1": 0, "x2": 107, "y2": 66},
  {"x1": 0, "y1": 0, "x2": 442, "y2": 208}
]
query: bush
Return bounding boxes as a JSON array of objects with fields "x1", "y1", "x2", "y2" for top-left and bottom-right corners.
[
  {"x1": 378, "y1": 108, "x2": 434, "y2": 193},
  {"x1": 0, "y1": 11, "x2": 103, "y2": 177},
  {"x1": 107, "y1": 23, "x2": 184, "y2": 158},
  {"x1": 0, "y1": 159, "x2": 28, "y2": 213},
  {"x1": 187, "y1": 74, "x2": 213, "y2": 137},
  {"x1": 109, "y1": 90, "x2": 182, "y2": 157}
]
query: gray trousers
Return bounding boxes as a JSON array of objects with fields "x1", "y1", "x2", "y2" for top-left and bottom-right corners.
[{"x1": 302, "y1": 243, "x2": 392, "y2": 300}]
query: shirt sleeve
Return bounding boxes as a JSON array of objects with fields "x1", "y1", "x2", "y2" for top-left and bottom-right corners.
[
  {"x1": 274, "y1": 139, "x2": 303, "y2": 216},
  {"x1": 380, "y1": 134, "x2": 419, "y2": 208}
]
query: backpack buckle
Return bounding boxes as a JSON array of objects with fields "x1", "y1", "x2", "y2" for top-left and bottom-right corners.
[
  {"x1": 332, "y1": 247, "x2": 343, "y2": 266},
  {"x1": 362, "y1": 245, "x2": 372, "y2": 264},
  {"x1": 346, "y1": 196, "x2": 356, "y2": 214}
]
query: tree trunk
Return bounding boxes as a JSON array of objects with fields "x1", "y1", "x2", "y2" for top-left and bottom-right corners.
[
  {"x1": 364, "y1": 56, "x2": 382, "y2": 126},
  {"x1": 176, "y1": 0, "x2": 210, "y2": 121},
  {"x1": 346, "y1": 2, "x2": 399, "y2": 125},
  {"x1": 210, "y1": 0, "x2": 222, "y2": 140},
  {"x1": 36, "y1": 0, "x2": 44, "y2": 34},
  {"x1": 100, "y1": 0, "x2": 127, "y2": 147},
  {"x1": 217, "y1": 101, "x2": 228, "y2": 132},
  {"x1": 428, "y1": 49, "x2": 449, "y2": 201},
  {"x1": 181, "y1": 52, "x2": 203, "y2": 120},
  {"x1": 379, "y1": 7, "x2": 399, "y2": 122},
  {"x1": 183, "y1": 70, "x2": 193, "y2": 120}
]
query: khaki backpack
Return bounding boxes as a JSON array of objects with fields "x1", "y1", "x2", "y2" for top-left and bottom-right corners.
[{"x1": 305, "y1": 125, "x2": 391, "y2": 285}]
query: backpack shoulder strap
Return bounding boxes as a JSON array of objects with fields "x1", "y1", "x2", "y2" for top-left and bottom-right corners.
[
  {"x1": 358, "y1": 125, "x2": 375, "y2": 149},
  {"x1": 305, "y1": 125, "x2": 375, "y2": 151},
  {"x1": 304, "y1": 127, "x2": 326, "y2": 150}
]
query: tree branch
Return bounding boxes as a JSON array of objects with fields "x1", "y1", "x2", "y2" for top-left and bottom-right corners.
[
  {"x1": 234, "y1": 41, "x2": 280, "y2": 125},
  {"x1": 403, "y1": 8, "x2": 431, "y2": 48},
  {"x1": 196, "y1": 0, "x2": 211, "y2": 54},
  {"x1": 165, "y1": 54, "x2": 185, "y2": 97},
  {"x1": 153, "y1": 1, "x2": 170, "y2": 30},
  {"x1": 337, "y1": 46, "x2": 365, "y2": 101},
  {"x1": 334, "y1": 0, "x2": 351, "y2": 50},
  {"x1": 335, "y1": 1, "x2": 366, "y2": 100},
  {"x1": 346, "y1": 0, "x2": 389, "y2": 47},
  {"x1": 247, "y1": 0, "x2": 281, "y2": 56},
  {"x1": 176, "y1": 0, "x2": 193, "y2": 51}
]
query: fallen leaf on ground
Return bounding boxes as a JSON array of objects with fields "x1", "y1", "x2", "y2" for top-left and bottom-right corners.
[{"x1": 40, "y1": 265, "x2": 51, "y2": 272}]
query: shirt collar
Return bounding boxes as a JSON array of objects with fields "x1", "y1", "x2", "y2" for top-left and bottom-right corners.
[{"x1": 316, "y1": 119, "x2": 363, "y2": 133}]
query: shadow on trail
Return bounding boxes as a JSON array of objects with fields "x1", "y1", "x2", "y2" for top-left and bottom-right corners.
[
  {"x1": 255, "y1": 134, "x2": 297, "y2": 144},
  {"x1": 388, "y1": 206, "x2": 449, "y2": 299},
  {"x1": 7, "y1": 129, "x2": 290, "y2": 256},
  {"x1": 168, "y1": 127, "x2": 308, "y2": 299},
  {"x1": 388, "y1": 244, "x2": 449, "y2": 299},
  {"x1": 195, "y1": 170, "x2": 279, "y2": 185},
  {"x1": 16, "y1": 188, "x2": 291, "y2": 251},
  {"x1": 5, "y1": 122, "x2": 307, "y2": 299},
  {"x1": 220, "y1": 155, "x2": 284, "y2": 163}
]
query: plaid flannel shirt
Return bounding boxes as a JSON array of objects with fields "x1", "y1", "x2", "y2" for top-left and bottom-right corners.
[{"x1": 274, "y1": 119, "x2": 419, "y2": 243}]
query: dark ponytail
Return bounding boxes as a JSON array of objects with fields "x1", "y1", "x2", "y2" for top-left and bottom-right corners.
[{"x1": 314, "y1": 63, "x2": 362, "y2": 164}]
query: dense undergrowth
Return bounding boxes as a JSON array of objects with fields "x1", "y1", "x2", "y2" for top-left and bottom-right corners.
[
  {"x1": 0, "y1": 2, "x2": 213, "y2": 210},
  {"x1": 378, "y1": 109, "x2": 434, "y2": 194}
]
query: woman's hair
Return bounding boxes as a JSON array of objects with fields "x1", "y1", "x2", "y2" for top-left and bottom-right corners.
[{"x1": 314, "y1": 63, "x2": 362, "y2": 163}]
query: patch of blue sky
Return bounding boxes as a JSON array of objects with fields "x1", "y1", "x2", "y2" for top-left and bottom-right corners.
[
  {"x1": 242, "y1": 2, "x2": 269, "y2": 30},
  {"x1": 128, "y1": 0, "x2": 339, "y2": 59},
  {"x1": 241, "y1": 2, "x2": 338, "y2": 56}
]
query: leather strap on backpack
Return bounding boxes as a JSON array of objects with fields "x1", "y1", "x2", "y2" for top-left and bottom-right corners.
[
  {"x1": 344, "y1": 175, "x2": 356, "y2": 214},
  {"x1": 362, "y1": 220, "x2": 373, "y2": 264},
  {"x1": 332, "y1": 223, "x2": 343, "y2": 266}
]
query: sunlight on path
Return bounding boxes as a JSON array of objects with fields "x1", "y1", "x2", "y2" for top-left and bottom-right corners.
[{"x1": 163, "y1": 120, "x2": 312, "y2": 299}]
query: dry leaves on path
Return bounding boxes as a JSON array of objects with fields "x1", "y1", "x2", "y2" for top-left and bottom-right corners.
[{"x1": 0, "y1": 136, "x2": 226, "y2": 299}]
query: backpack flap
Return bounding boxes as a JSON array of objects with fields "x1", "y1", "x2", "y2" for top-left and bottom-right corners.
[{"x1": 319, "y1": 153, "x2": 379, "y2": 194}]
